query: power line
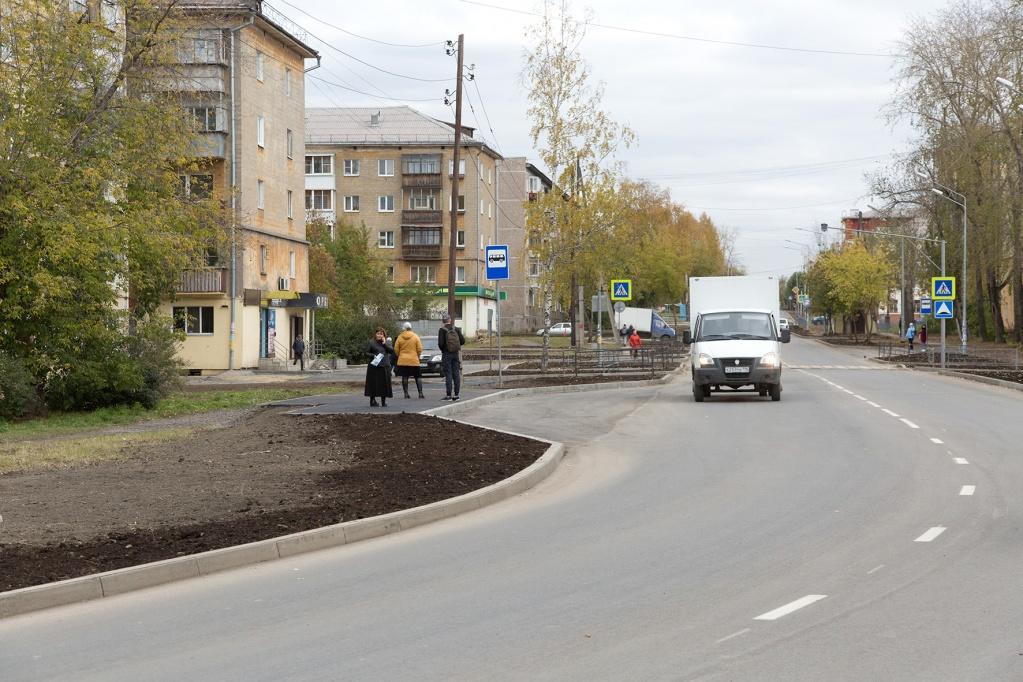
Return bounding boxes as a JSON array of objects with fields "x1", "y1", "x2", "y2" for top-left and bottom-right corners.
[
  {"x1": 308, "y1": 74, "x2": 440, "y2": 102},
  {"x1": 458, "y1": 0, "x2": 896, "y2": 58},
  {"x1": 471, "y1": 77, "x2": 504, "y2": 156},
  {"x1": 270, "y1": 0, "x2": 445, "y2": 49},
  {"x1": 640, "y1": 154, "x2": 897, "y2": 181},
  {"x1": 684, "y1": 197, "x2": 867, "y2": 211}
]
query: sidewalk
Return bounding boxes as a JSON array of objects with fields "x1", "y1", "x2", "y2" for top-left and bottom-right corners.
[{"x1": 270, "y1": 380, "x2": 496, "y2": 415}]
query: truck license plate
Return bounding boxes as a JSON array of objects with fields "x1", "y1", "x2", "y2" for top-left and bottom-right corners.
[{"x1": 724, "y1": 366, "x2": 749, "y2": 374}]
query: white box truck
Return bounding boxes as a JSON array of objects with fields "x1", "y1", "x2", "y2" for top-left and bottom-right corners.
[
  {"x1": 683, "y1": 275, "x2": 789, "y2": 402},
  {"x1": 616, "y1": 307, "x2": 677, "y2": 340}
]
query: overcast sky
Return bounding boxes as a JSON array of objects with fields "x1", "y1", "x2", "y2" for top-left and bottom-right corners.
[{"x1": 288, "y1": 0, "x2": 949, "y2": 278}]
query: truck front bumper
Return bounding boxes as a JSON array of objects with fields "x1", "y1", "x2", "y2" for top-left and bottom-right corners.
[{"x1": 693, "y1": 366, "x2": 781, "y2": 388}]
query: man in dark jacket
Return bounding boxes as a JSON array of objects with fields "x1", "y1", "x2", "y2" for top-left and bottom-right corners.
[
  {"x1": 292, "y1": 334, "x2": 306, "y2": 371},
  {"x1": 438, "y1": 314, "x2": 465, "y2": 401}
]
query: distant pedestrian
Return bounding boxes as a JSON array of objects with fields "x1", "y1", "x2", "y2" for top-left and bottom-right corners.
[
  {"x1": 620, "y1": 324, "x2": 628, "y2": 344},
  {"x1": 394, "y1": 322, "x2": 425, "y2": 399},
  {"x1": 919, "y1": 323, "x2": 927, "y2": 349},
  {"x1": 438, "y1": 314, "x2": 465, "y2": 401},
  {"x1": 906, "y1": 321, "x2": 916, "y2": 352},
  {"x1": 628, "y1": 329, "x2": 642, "y2": 358},
  {"x1": 365, "y1": 328, "x2": 397, "y2": 407},
  {"x1": 292, "y1": 334, "x2": 306, "y2": 371},
  {"x1": 625, "y1": 325, "x2": 635, "y2": 347}
]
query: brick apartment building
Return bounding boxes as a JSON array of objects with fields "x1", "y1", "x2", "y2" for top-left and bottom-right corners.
[
  {"x1": 161, "y1": 0, "x2": 325, "y2": 373},
  {"x1": 304, "y1": 106, "x2": 505, "y2": 335}
]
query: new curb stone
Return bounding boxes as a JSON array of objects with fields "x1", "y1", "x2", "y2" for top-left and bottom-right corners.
[{"x1": 0, "y1": 430, "x2": 564, "y2": 620}]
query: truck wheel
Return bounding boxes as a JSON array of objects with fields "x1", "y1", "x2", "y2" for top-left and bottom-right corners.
[
  {"x1": 769, "y1": 383, "x2": 782, "y2": 402},
  {"x1": 693, "y1": 384, "x2": 705, "y2": 402}
]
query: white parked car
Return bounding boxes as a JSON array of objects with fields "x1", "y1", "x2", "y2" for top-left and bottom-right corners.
[
  {"x1": 778, "y1": 318, "x2": 790, "y2": 330},
  {"x1": 536, "y1": 322, "x2": 572, "y2": 336}
]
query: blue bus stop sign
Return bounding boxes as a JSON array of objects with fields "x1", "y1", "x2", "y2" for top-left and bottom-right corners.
[{"x1": 485, "y1": 245, "x2": 509, "y2": 281}]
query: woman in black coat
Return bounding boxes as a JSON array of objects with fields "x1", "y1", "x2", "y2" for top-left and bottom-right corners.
[{"x1": 365, "y1": 327, "x2": 397, "y2": 407}]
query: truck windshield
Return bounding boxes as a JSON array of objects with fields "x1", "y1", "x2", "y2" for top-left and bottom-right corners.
[{"x1": 696, "y1": 312, "x2": 776, "y2": 341}]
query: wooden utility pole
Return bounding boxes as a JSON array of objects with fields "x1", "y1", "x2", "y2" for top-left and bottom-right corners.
[{"x1": 446, "y1": 34, "x2": 465, "y2": 320}]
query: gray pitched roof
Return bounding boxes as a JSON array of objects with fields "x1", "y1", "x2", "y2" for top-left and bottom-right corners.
[{"x1": 305, "y1": 106, "x2": 498, "y2": 157}]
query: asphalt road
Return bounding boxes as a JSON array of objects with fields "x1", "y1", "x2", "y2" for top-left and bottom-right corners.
[{"x1": 3, "y1": 336, "x2": 1023, "y2": 680}]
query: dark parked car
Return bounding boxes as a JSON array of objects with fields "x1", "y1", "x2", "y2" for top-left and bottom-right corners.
[{"x1": 419, "y1": 336, "x2": 444, "y2": 376}]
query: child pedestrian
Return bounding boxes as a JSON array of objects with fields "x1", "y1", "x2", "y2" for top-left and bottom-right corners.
[{"x1": 906, "y1": 321, "x2": 916, "y2": 352}]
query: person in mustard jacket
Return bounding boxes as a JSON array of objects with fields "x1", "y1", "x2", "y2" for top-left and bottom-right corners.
[{"x1": 394, "y1": 322, "x2": 425, "y2": 399}]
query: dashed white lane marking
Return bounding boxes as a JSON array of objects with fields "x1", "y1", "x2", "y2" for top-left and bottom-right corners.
[
  {"x1": 867, "y1": 401, "x2": 881, "y2": 408},
  {"x1": 882, "y1": 409, "x2": 900, "y2": 417},
  {"x1": 867, "y1": 564, "x2": 885, "y2": 575},
  {"x1": 754, "y1": 595, "x2": 828, "y2": 621},
  {"x1": 915, "y1": 527, "x2": 947, "y2": 542},
  {"x1": 930, "y1": 438, "x2": 944, "y2": 444},
  {"x1": 716, "y1": 628, "x2": 751, "y2": 644},
  {"x1": 954, "y1": 457, "x2": 969, "y2": 465},
  {"x1": 900, "y1": 418, "x2": 920, "y2": 429},
  {"x1": 960, "y1": 485, "x2": 976, "y2": 496}
]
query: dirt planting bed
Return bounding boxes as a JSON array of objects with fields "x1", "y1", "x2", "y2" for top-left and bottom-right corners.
[{"x1": 0, "y1": 411, "x2": 547, "y2": 592}]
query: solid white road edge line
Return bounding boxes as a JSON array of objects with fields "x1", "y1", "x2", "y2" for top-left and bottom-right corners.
[
  {"x1": 954, "y1": 457, "x2": 969, "y2": 465},
  {"x1": 915, "y1": 526, "x2": 947, "y2": 542},
  {"x1": 882, "y1": 409, "x2": 900, "y2": 417},
  {"x1": 715, "y1": 628, "x2": 751, "y2": 644},
  {"x1": 854, "y1": 395, "x2": 868, "y2": 401},
  {"x1": 754, "y1": 595, "x2": 828, "y2": 621},
  {"x1": 900, "y1": 418, "x2": 920, "y2": 429},
  {"x1": 930, "y1": 438, "x2": 944, "y2": 444},
  {"x1": 960, "y1": 485, "x2": 976, "y2": 496},
  {"x1": 867, "y1": 401, "x2": 881, "y2": 408},
  {"x1": 867, "y1": 564, "x2": 885, "y2": 575}
]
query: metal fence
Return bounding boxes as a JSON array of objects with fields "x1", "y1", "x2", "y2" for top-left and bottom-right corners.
[
  {"x1": 877, "y1": 340, "x2": 1020, "y2": 370},
  {"x1": 463, "y1": 341, "x2": 687, "y2": 379}
]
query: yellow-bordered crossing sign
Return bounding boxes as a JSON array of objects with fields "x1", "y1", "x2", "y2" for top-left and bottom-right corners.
[{"x1": 610, "y1": 279, "x2": 632, "y2": 301}]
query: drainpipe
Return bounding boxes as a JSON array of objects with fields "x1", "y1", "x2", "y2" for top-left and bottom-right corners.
[{"x1": 227, "y1": 16, "x2": 254, "y2": 370}]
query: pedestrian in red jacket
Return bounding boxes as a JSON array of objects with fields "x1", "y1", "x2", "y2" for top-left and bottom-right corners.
[{"x1": 628, "y1": 330, "x2": 642, "y2": 358}]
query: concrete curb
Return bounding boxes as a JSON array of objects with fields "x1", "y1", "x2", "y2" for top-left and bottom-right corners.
[
  {"x1": 927, "y1": 368, "x2": 1023, "y2": 393},
  {"x1": 424, "y1": 366, "x2": 683, "y2": 418},
  {"x1": 0, "y1": 434, "x2": 565, "y2": 620}
]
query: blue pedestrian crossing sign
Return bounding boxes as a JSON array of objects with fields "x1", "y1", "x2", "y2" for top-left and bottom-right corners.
[
  {"x1": 610, "y1": 279, "x2": 632, "y2": 301},
  {"x1": 933, "y1": 299, "x2": 954, "y2": 319},
  {"x1": 931, "y1": 277, "x2": 956, "y2": 300},
  {"x1": 485, "y1": 245, "x2": 510, "y2": 281},
  {"x1": 920, "y1": 296, "x2": 932, "y2": 315}
]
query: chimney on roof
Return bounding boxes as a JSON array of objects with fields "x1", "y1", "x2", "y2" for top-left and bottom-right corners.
[{"x1": 369, "y1": 111, "x2": 381, "y2": 127}]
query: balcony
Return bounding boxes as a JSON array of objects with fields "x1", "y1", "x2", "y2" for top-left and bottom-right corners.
[
  {"x1": 402, "y1": 244, "x2": 443, "y2": 260},
  {"x1": 402, "y1": 226, "x2": 442, "y2": 260},
  {"x1": 403, "y1": 174, "x2": 443, "y2": 189},
  {"x1": 188, "y1": 131, "x2": 227, "y2": 159},
  {"x1": 401, "y1": 209, "x2": 443, "y2": 226},
  {"x1": 306, "y1": 209, "x2": 336, "y2": 225},
  {"x1": 178, "y1": 268, "x2": 227, "y2": 294}
]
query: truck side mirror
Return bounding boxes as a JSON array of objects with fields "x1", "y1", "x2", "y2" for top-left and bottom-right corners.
[
  {"x1": 682, "y1": 330, "x2": 692, "y2": 345},
  {"x1": 780, "y1": 329, "x2": 791, "y2": 344}
]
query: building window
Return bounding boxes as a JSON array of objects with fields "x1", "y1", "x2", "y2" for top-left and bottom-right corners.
[
  {"x1": 343, "y1": 159, "x2": 360, "y2": 176},
  {"x1": 257, "y1": 179, "x2": 265, "y2": 210},
  {"x1": 255, "y1": 51, "x2": 264, "y2": 81},
  {"x1": 449, "y1": 194, "x2": 466, "y2": 212},
  {"x1": 527, "y1": 176, "x2": 542, "y2": 193},
  {"x1": 403, "y1": 154, "x2": 440, "y2": 174},
  {"x1": 378, "y1": 195, "x2": 395, "y2": 212},
  {"x1": 286, "y1": 129, "x2": 293, "y2": 159},
  {"x1": 284, "y1": 68, "x2": 292, "y2": 96},
  {"x1": 480, "y1": 200, "x2": 485, "y2": 215},
  {"x1": 189, "y1": 107, "x2": 217, "y2": 132},
  {"x1": 259, "y1": 245, "x2": 268, "y2": 275},
  {"x1": 179, "y1": 174, "x2": 213, "y2": 199},
  {"x1": 455, "y1": 266, "x2": 465, "y2": 283},
  {"x1": 456, "y1": 230, "x2": 465, "y2": 248},
  {"x1": 289, "y1": 251, "x2": 296, "y2": 278},
  {"x1": 488, "y1": 167, "x2": 493, "y2": 184},
  {"x1": 378, "y1": 230, "x2": 394, "y2": 248},
  {"x1": 528, "y1": 288, "x2": 536, "y2": 307},
  {"x1": 192, "y1": 37, "x2": 217, "y2": 63},
  {"x1": 409, "y1": 188, "x2": 437, "y2": 210},
  {"x1": 287, "y1": 190, "x2": 293, "y2": 219},
  {"x1": 256, "y1": 115, "x2": 265, "y2": 148},
  {"x1": 448, "y1": 159, "x2": 466, "y2": 176},
  {"x1": 173, "y1": 306, "x2": 214, "y2": 335},
  {"x1": 305, "y1": 189, "x2": 333, "y2": 210},
  {"x1": 378, "y1": 159, "x2": 394, "y2": 177},
  {"x1": 343, "y1": 195, "x2": 360, "y2": 212},
  {"x1": 529, "y1": 258, "x2": 541, "y2": 277},
  {"x1": 386, "y1": 265, "x2": 395, "y2": 283},
  {"x1": 488, "y1": 202, "x2": 492, "y2": 218},
  {"x1": 410, "y1": 266, "x2": 436, "y2": 283},
  {"x1": 305, "y1": 155, "x2": 333, "y2": 175}
]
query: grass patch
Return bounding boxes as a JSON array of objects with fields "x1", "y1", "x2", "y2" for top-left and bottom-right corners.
[
  {"x1": 0, "y1": 386, "x2": 346, "y2": 442},
  {"x1": 0, "y1": 428, "x2": 192, "y2": 474}
]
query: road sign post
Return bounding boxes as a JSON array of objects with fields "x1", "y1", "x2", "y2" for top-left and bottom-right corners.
[{"x1": 486, "y1": 245, "x2": 510, "y2": 387}]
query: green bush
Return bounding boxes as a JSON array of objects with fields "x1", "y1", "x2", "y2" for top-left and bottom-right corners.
[
  {"x1": 315, "y1": 314, "x2": 396, "y2": 365},
  {"x1": 0, "y1": 353, "x2": 41, "y2": 419}
]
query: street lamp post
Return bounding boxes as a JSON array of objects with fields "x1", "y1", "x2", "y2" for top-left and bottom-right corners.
[{"x1": 929, "y1": 185, "x2": 967, "y2": 355}]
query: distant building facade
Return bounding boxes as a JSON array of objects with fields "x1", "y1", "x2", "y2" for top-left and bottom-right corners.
[{"x1": 304, "y1": 106, "x2": 503, "y2": 335}]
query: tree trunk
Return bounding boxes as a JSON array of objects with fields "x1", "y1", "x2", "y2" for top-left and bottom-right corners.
[
  {"x1": 988, "y1": 266, "x2": 1006, "y2": 344},
  {"x1": 541, "y1": 285, "x2": 553, "y2": 372},
  {"x1": 975, "y1": 263, "x2": 987, "y2": 342},
  {"x1": 1012, "y1": 204, "x2": 1023, "y2": 343}
]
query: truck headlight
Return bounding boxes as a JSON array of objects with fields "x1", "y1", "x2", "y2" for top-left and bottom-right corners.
[
  {"x1": 759, "y1": 352, "x2": 779, "y2": 368},
  {"x1": 698, "y1": 353, "x2": 715, "y2": 367}
]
